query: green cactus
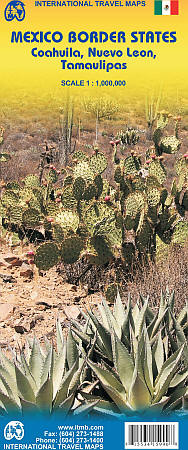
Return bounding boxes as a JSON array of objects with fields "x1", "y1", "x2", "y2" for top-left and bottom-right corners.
[
  {"x1": 73, "y1": 177, "x2": 86, "y2": 201},
  {"x1": 74, "y1": 161, "x2": 94, "y2": 181},
  {"x1": 34, "y1": 242, "x2": 60, "y2": 270},
  {"x1": 149, "y1": 160, "x2": 166, "y2": 184},
  {"x1": 24, "y1": 175, "x2": 40, "y2": 188},
  {"x1": 61, "y1": 236, "x2": 84, "y2": 264},
  {"x1": 160, "y1": 136, "x2": 180, "y2": 154},
  {"x1": 126, "y1": 192, "x2": 146, "y2": 218},
  {"x1": 172, "y1": 221, "x2": 188, "y2": 246},
  {"x1": 22, "y1": 208, "x2": 41, "y2": 228},
  {"x1": 124, "y1": 155, "x2": 141, "y2": 175},
  {"x1": 56, "y1": 210, "x2": 79, "y2": 233},
  {"x1": 89, "y1": 152, "x2": 108, "y2": 174}
]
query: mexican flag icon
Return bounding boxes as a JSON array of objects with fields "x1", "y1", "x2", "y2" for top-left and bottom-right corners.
[{"x1": 154, "y1": 0, "x2": 179, "y2": 15}]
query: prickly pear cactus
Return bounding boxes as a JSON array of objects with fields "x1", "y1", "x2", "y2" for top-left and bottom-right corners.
[{"x1": 34, "y1": 242, "x2": 60, "y2": 270}]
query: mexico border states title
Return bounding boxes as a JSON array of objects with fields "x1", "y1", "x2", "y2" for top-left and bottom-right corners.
[{"x1": 10, "y1": 30, "x2": 177, "y2": 73}]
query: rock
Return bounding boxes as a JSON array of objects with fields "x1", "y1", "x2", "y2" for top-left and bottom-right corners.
[
  {"x1": 3, "y1": 254, "x2": 22, "y2": 267},
  {"x1": 20, "y1": 263, "x2": 33, "y2": 279},
  {"x1": 14, "y1": 325, "x2": 27, "y2": 334},
  {"x1": 64, "y1": 305, "x2": 81, "y2": 320},
  {"x1": 14, "y1": 318, "x2": 28, "y2": 334},
  {"x1": 0, "y1": 304, "x2": 15, "y2": 322},
  {"x1": 0, "y1": 274, "x2": 16, "y2": 283}
]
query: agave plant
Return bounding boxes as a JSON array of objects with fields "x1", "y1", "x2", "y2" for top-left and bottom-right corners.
[
  {"x1": 0, "y1": 322, "x2": 97, "y2": 416},
  {"x1": 71, "y1": 290, "x2": 188, "y2": 415}
]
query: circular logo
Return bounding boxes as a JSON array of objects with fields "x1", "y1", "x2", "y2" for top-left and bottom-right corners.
[
  {"x1": 4, "y1": 1, "x2": 25, "y2": 22},
  {"x1": 4, "y1": 421, "x2": 24, "y2": 440}
]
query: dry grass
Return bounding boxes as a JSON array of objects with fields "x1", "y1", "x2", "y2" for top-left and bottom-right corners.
[{"x1": 125, "y1": 245, "x2": 188, "y2": 312}]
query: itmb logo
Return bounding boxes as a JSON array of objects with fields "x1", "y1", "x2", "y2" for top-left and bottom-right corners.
[
  {"x1": 4, "y1": 421, "x2": 24, "y2": 441},
  {"x1": 154, "y1": 0, "x2": 179, "y2": 15},
  {"x1": 4, "y1": 1, "x2": 25, "y2": 21}
]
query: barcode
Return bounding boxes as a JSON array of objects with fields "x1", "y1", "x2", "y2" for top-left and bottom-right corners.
[{"x1": 125, "y1": 422, "x2": 179, "y2": 449}]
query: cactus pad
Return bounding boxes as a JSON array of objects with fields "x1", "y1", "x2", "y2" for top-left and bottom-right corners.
[
  {"x1": 2, "y1": 190, "x2": 19, "y2": 207},
  {"x1": 22, "y1": 208, "x2": 41, "y2": 228},
  {"x1": 114, "y1": 166, "x2": 122, "y2": 184},
  {"x1": 61, "y1": 186, "x2": 77, "y2": 210},
  {"x1": 149, "y1": 160, "x2": 166, "y2": 184},
  {"x1": 34, "y1": 242, "x2": 60, "y2": 270},
  {"x1": 83, "y1": 184, "x2": 96, "y2": 201},
  {"x1": 52, "y1": 224, "x2": 64, "y2": 243},
  {"x1": 73, "y1": 150, "x2": 88, "y2": 162},
  {"x1": 73, "y1": 177, "x2": 86, "y2": 201},
  {"x1": 84, "y1": 202, "x2": 112, "y2": 233},
  {"x1": 8, "y1": 206, "x2": 23, "y2": 224},
  {"x1": 147, "y1": 188, "x2": 161, "y2": 207},
  {"x1": 160, "y1": 136, "x2": 180, "y2": 154},
  {"x1": 182, "y1": 190, "x2": 188, "y2": 211},
  {"x1": 74, "y1": 161, "x2": 94, "y2": 181},
  {"x1": 64, "y1": 175, "x2": 74, "y2": 187},
  {"x1": 89, "y1": 235, "x2": 113, "y2": 265},
  {"x1": 126, "y1": 192, "x2": 146, "y2": 218},
  {"x1": 94, "y1": 174, "x2": 103, "y2": 198},
  {"x1": 56, "y1": 210, "x2": 79, "y2": 233},
  {"x1": 6, "y1": 181, "x2": 20, "y2": 192},
  {"x1": 61, "y1": 236, "x2": 84, "y2": 264},
  {"x1": 24, "y1": 175, "x2": 40, "y2": 188},
  {"x1": 172, "y1": 221, "x2": 188, "y2": 246},
  {"x1": 124, "y1": 156, "x2": 141, "y2": 175},
  {"x1": 89, "y1": 152, "x2": 107, "y2": 175},
  {"x1": 105, "y1": 283, "x2": 121, "y2": 303}
]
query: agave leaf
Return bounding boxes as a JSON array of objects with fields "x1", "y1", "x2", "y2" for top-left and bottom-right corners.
[
  {"x1": 166, "y1": 328, "x2": 179, "y2": 353},
  {"x1": 101, "y1": 297, "x2": 120, "y2": 336},
  {"x1": 36, "y1": 375, "x2": 53, "y2": 412},
  {"x1": 73, "y1": 400, "x2": 99, "y2": 416},
  {"x1": 100, "y1": 384, "x2": 128, "y2": 413},
  {"x1": 169, "y1": 371, "x2": 188, "y2": 388},
  {"x1": 148, "y1": 396, "x2": 169, "y2": 412},
  {"x1": 143, "y1": 327, "x2": 153, "y2": 394},
  {"x1": 139, "y1": 294, "x2": 154, "y2": 324},
  {"x1": 177, "y1": 304, "x2": 188, "y2": 326},
  {"x1": 0, "y1": 389, "x2": 21, "y2": 413},
  {"x1": 164, "y1": 386, "x2": 186, "y2": 412},
  {"x1": 58, "y1": 391, "x2": 75, "y2": 415},
  {"x1": 29, "y1": 337, "x2": 44, "y2": 388},
  {"x1": 154, "y1": 346, "x2": 184, "y2": 403},
  {"x1": 53, "y1": 360, "x2": 78, "y2": 408},
  {"x1": 40, "y1": 346, "x2": 54, "y2": 387},
  {"x1": 153, "y1": 330, "x2": 164, "y2": 374},
  {"x1": 15, "y1": 365, "x2": 35, "y2": 403},
  {"x1": 113, "y1": 290, "x2": 127, "y2": 328},
  {"x1": 0, "y1": 371, "x2": 20, "y2": 406},
  {"x1": 87, "y1": 311, "x2": 112, "y2": 360},
  {"x1": 53, "y1": 345, "x2": 66, "y2": 398},
  {"x1": 0, "y1": 349, "x2": 16, "y2": 379},
  {"x1": 87, "y1": 359, "x2": 126, "y2": 398},
  {"x1": 129, "y1": 372, "x2": 151, "y2": 409},
  {"x1": 170, "y1": 311, "x2": 188, "y2": 364},
  {"x1": 69, "y1": 362, "x2": 84, "y2": 395},
  {"x1": 113, "y1": 333, "x2": 134, "y2": 394},
  {"x1": 149, "y1": 308, "x2": 168, "y2": 339},
  {"x1": 20, "y1": 397, "x2": 38, "y2": 413},
  {"x1": 20, "y1": 352, "x2": 36, "y2": 392},
  {"x1": 97, "y1": 303, "x2": 111, "y2": 330},
  {"x1": 80, "y1": 392, "x2": 119, "y2": 413},
  {"x1": 67, "y1": 329, "x2": 79, "y2": 370},
  {"x1": 131, "y1": 303, "x2": 140, "y2": 333},
  {"x1": 135, "y1": 299, "x2": 148, "y2": 338},
  {"x1": 56, "y1": 319, "x2": 64, "y2": 353},
  {"x1": 0, "y1": 363, "x2": 18, "y2": 403}
]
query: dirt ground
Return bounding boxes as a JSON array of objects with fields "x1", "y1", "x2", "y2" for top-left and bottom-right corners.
[{"x1": 0, "y1": 246, "x2": 102, "y2": 352}]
